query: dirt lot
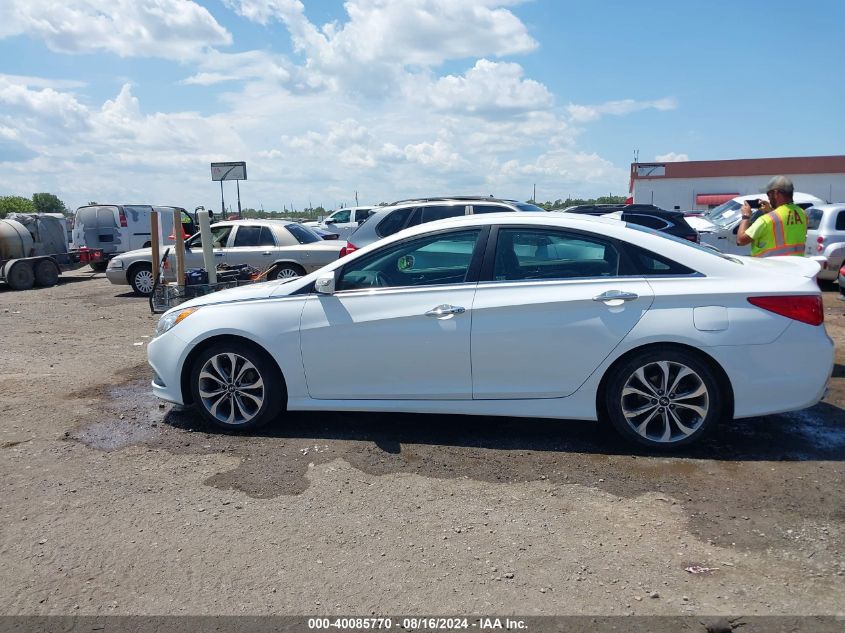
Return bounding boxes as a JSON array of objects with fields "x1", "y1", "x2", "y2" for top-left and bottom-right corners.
[{"x1": 1, "y1": 269, "x2": 844, "y2": 620}]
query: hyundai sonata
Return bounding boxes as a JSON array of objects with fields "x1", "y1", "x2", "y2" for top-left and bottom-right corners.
[{"x1": 148, "y1": 213, "x2": 833, "y2": 449}]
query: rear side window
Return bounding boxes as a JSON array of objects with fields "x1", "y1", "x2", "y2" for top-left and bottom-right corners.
[
  {"x1": 471, "y1": 205, "x2": 510, "y2": 214},
  {"x1": 835, "y1": 211, "x2": 845, "y2": 231},
  {"x1": 233, "y1": 226, "x2": 276, "y2": 247},
  {"x1": 286, "y1": 223, "x2": 320, "y2": 244},
  {"x1": 625, "y1": 245, "x2": 696, "y2": 276},
  {"x1": 806, "y1": 208, "x2": 823, "y2": 230},
  {"x1": 421, "y1": 205, "x2": 466, "y2": 222},
  {"x1": 376, "y1": 207, "x2": 415, "y2": 237}
]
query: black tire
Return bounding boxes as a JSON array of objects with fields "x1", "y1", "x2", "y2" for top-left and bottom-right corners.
[
  {"x1": 189, "y1": 342, "x2": 284, "y2": 431},
  {"x1": 90, "y1": 261, "x2": 108, "y2": 273},
  {"x1": 603, "y1": 347, "x2": 723, "y2": 450},
  {"x1": 268, "y1": 263, "x2": 305, "y2": 281},
  {"x1": 129, "y1": 263, "x2": 154, "y2": 296},
  {"x1": 34, "y1": 259, "x2": 60, "y2": 287},
  {"x1": 5, "y1": 261, "x2": 35, "y2": 291}
]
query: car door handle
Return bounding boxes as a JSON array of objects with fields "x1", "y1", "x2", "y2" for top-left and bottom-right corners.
[
  {"x1": 262, "y1": 251, "x2": 272, "y2": 255},
  {"x1": 717, "y1": 236, "x2": 728, "y2": 240},
  {"x1": 425, "y1": 304, "x2": 466, "y2": 318},
  {"x1": 593, "y1": 290, "x2": 639, "y2": 303},
  {"x1": 214, "y1": 252, "x2": 224, "y2": 257}
]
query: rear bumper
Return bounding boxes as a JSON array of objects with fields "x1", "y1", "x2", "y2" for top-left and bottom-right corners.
[{"x1": 709, "y1": 322, "x2": 834, "y2": 418}]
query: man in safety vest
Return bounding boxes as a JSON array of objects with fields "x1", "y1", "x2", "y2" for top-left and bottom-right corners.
[{"x1": 736, "y1": 175, "x2": 806, "y2": 257}]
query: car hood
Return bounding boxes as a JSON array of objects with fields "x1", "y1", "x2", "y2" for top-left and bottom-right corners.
[{"x1": 173, "y1": 277, "x2": 300, "y2": 311}]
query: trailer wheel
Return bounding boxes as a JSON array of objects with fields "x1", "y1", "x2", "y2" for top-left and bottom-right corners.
[
  {"x1": 90, "y1": 261, "x2": 108, "y2": 273},
  {"x1": 34, "y1": 260, "x2": 60, "y2": 287},
  {"x1": 4, "y1": 261, "x2": 35, "y2": 291}
]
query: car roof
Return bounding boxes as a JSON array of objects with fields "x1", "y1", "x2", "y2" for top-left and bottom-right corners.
[
  {"x1": 387, "y1": 196, "x2": 521, "y2": 205},
  {"x1": 807, "y1": 203, "x2": 845, "y2": 211}
]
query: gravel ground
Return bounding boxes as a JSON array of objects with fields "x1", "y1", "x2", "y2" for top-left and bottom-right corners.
[{"x1": 0, "y1": 269, "x2": 844, "y2": 620}]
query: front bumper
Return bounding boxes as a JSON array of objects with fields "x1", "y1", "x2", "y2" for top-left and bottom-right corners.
[
  {"x1": 105, "y1": 267, "x2": 128, "y2": 286},
  {"x1": 147, "y1": 331, "x2": 188, "y2": 405}
]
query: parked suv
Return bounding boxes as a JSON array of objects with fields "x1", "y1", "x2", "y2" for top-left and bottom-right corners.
[
  {"x1": 561, "y1": 204, "x2": 699, "y2": 243},
  {"x1": 805, "y1": 203, "x2": 845, "y2": 281},
  {"x1": 343, "y1": 196, "x2": 543, "y2": 254}
]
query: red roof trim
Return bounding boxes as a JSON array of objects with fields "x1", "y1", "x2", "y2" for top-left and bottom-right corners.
[
  {"x1": 696, "y1": 193, "x2": 740, "y2": 205},
  {"x1": 632, "y1": 155, "x2": 845, "y2": 180}
]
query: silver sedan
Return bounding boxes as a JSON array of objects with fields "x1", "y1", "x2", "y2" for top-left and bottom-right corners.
[{"x1": 105, "y1": 220, "x2": 344, "y2": 295}]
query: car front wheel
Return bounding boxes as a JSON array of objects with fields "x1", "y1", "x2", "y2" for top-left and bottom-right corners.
[
  {"x1": 189, "y1": 343, "x2": 284, "y2": 431},
  {"x1": 604, "y1": 348, "x2": 722, "y2": 450},
  {"x1": 129, "y1": 263, "x2": 154, "y2": 296}
]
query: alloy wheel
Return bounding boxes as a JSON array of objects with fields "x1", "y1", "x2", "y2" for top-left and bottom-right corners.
[
  {"x1": 197, "y1": 352, "x2": 265, "y2": 426},
  {"x1": 620, "y1": 360, "x2": 709, "y2": 444}
]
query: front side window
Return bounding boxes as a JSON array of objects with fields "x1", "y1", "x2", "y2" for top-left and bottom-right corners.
[
  {"x1": 186, "y1": 225, "x2": 232, "y2": 249},
  {"x1": 337, "y1": 229, "x2": 482, "y2": 291},
  {"x1": 493, "y1": 228, "x2": 619, "y2": 281},
  {"x1": 328, "y1": 210, "x2": 351, "y2": 224},
  {"x1": 806, "y1": 208, "x2": 823, "y2": 230}
]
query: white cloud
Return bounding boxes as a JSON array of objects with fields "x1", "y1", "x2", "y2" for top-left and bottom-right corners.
[
  {"x1": 225, "y1": 0, "x2": 537, "y2": 95},
  {"x1": 567, "y1": 97, "x2": 678, "y2": 123},
  {"x1": 0, "y1": 0, "x2": 232, "y2": 60},
  {"x1": 655, "y1": 152, "x2": 689, "y2": 162},
  {"x1": 0, "y1": 73, "x2": 87, "y2": 90},
  {"x1": 416, "y1": 59, "x2": 553, "y2": 116}
]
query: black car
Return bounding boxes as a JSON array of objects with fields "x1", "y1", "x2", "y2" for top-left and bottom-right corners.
[{"x1": 562, "y1": 204, "x2": 699, "y2": 243}]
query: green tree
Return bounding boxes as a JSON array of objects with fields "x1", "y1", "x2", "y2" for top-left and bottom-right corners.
[
  {"x1": 32, "y1": 192, "x2": 68, "y2": 214},
  {"x1": 0, "y1": 195, "x2": 36, "y2": 218}
]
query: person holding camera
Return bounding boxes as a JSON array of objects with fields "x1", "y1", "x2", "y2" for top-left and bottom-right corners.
[{"x1": 736, "y1": 175, "x2": 807, "y2": 257}]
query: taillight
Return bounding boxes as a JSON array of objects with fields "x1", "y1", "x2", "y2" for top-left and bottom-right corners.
[
  {"x1": 748, "y1": 295, "x2": 823, "y2": 326},
  {"x1": 817, "y1": 236, "x2": 824, "y2": 253},
  {"x1": 339, "y1": 242, "x2": 358, "y2": 258},
  {"x1": 119, "y1": 209, "x2": 128, "y2": 227}
]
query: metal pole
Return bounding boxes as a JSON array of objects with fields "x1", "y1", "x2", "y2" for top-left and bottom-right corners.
[
  {"x1": 237, "y1": 180, "x2": 242, "y2": 219},
  {"x1": 150, "y1": 211, "x2": 160, "y2": 285},
  {"x1": 173, "y1": 207, "x2": 186, "y2": 287},
  {"x1": 220, "y1": 180, "x2": 225, "y2": 220}
]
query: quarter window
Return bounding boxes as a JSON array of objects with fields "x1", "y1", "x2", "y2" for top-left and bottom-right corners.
[
  {"x1": 835, "y1": 211, "x2": 845, "y2": 231},
  {"x1": 493, "y1": 229, "x2": 619, "y2": 281},
  {"x1": 337, "y1": 229, "x2": 482, "y2": 291}
]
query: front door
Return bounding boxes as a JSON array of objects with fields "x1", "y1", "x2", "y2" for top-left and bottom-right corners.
[{"x1": 300, "y1": 228, "x2": 484, "y2": 400}]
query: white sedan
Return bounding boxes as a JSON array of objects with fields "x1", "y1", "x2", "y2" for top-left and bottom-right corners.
[{"x1": 147, "y1": 213, "x2": 833, "y2": 450}]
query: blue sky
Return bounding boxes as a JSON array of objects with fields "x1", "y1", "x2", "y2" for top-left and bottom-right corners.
[{"x1": 0, "y1": 0, "x2": 842, "y2": 212}]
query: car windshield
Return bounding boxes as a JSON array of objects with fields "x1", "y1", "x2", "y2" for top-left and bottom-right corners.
[
  {"x1": 514, "y1": 202, "x2": 545, "y2": 212},
  {"x1": 285, "y1": 223, "x2": 321, "y2": 244},
  {"x1": 706, "y1": 200, "x2": 743, "y2": 227},
  {"x1": 625, "y1": 223, "x2": 742, "y2": 263}
]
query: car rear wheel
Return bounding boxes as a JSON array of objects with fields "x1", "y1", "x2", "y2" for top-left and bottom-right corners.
[
  {"x1": 189, "y1": 343, "x2": 283, "y2": 431},
  {"x1": 604, "y1": 348, "x2": 722, "y2": 449},
  {"x1": 268, "y1": 263, "x2": 304, "y2": 280},
  {"x1": 129, "y1": 263, "x2": 154, "y2": 296}
]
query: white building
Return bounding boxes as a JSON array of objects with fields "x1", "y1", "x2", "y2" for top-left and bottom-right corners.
[{"x1": 629, "y1": 155, "x2": 845, "y2": 211}]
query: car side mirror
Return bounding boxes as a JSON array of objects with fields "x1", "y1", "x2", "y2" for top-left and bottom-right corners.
[{"x1": 315, "y1": 272, "x2": 336, "y2": 295}]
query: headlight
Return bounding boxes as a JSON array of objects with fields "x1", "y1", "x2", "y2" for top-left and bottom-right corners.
[
  {"x1": 154, "y1": 307, "x2": 198, "y2": 338},
  {"x1": 107, "y1": 259, "x2": 124, "y2": 269}
]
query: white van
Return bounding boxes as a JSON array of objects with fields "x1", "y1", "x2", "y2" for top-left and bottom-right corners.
[
  {"x1": 71, "y1": 204, "x2": 191, "y2": 269},
  {"x1": 688, "y1": 192, "x2": 825, "y2": 256}
]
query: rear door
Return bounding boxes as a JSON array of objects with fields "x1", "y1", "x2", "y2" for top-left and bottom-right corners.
[
  {"x1": 470, "y1": 226, "x2": 654, "y2": 399},
  {"x1": 72, "y1": 206, "x2": 121, "y2": 254},
  {"x1": 225, "y1": 224, "x2": 279, "y2": 269}
]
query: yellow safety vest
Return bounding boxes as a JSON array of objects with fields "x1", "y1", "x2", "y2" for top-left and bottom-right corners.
[{"x1": 748, "y1": 203, "x2": 806, "y2": 257}]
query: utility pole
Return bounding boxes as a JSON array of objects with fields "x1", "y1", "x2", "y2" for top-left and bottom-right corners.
[
  {"x1": 533, "y1": 183, "x2": 536, "y2": 202},
  {"x1": 355, "y1": 191, "x2": 359, "y2": 206}
]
